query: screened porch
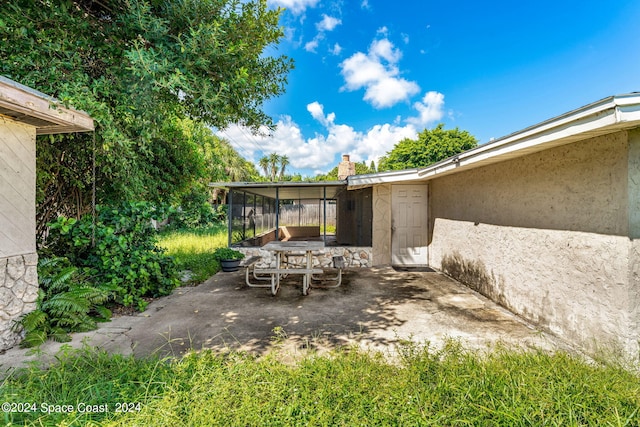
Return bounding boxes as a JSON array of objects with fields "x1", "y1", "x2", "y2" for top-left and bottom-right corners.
[{"x1": 210, "y1": 181, "x2": 372, "y2": 248}]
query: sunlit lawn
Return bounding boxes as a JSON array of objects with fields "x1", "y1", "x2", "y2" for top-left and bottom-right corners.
[
  {"x1": 2, "y1": 341, "x2": 638, "y2": 426},
  {"x1": 157, "y1": 224, "x2": 228, "y2": 284}
]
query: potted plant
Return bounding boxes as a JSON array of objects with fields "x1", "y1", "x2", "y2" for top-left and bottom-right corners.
[{"x1": 213, "y1": 247, "x2": 245, "y2": 272}]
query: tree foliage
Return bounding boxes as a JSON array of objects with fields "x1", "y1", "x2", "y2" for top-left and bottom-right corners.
[
  {"x1": 378, "y1": 124, "x2": 478, "y2": 171},
  {"x1": 0, "y1": 0, "x2": 292, "y2": 237},
  {"x1": 45, "y1": 202, "x2": 180, "y2": 311},
  {"x1": 258, "y1": 153, "x2": 290, "y2": 181},
  {"x1": 315, "y1": 160, "x2": 376, "y2": 181}
]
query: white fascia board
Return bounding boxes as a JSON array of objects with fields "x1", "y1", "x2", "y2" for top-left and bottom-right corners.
[
  {"x1": 348, "y1": 93, "x2": 640, "y2": 188},
  {"x1": 347, "y1": 168, "x2": 420, "y2": 189},
  {"x1": 417, "y1": 94, "x2": 640, "y2": 179}
]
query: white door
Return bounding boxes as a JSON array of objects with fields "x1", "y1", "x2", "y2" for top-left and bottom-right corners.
[{"x1": 391, "y1": 184, "x2": 428, "y2": 266}]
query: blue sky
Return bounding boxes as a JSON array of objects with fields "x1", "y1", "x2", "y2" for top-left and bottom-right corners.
[{"x1": 217, "y1": 0, "x2": 640, "y2": 178}]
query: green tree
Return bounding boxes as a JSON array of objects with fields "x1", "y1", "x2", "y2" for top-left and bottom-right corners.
[
  {"x1": 258, "y1": 153, "x2": 289, "y2": 181},
  {"x1": 314, "y1": 160, "x2": 375, "y2": 181},
  {"x1": 278, "y1": 155, "x2": 290, "y2": 180},
  {"x1": 378, "y1": 124, "x2": 478, "y2": 171},
  {"x1": 0, "y1": 0, "x2": 292, "y2": 237}
]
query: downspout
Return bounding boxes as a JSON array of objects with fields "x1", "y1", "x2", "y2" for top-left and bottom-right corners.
[
  {"x1": 242, "y1": 191, "x2": 246, "y2": 241},
  {"x1": 323, "y1": 186, "x2": 327, "y2": 242},
  {"x1": 275, "y1": 187, "x2": 280, "y2": 240},
  {"x1": 227, "y1": 190, "x2": 233, "y2": 247}
]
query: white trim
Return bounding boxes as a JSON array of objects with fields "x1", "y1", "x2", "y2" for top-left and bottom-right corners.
[{"x1": 348, "y1": 93, "x2": 640, "y2": 188}]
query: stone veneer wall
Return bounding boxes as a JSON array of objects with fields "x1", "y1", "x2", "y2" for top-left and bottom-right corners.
[
  {"x1": 0, "y1": 253, "x2": 38, "y2": 350},
  {"x1": 428, "y1": 130, "x2": 639, "y2": 354},
  {"x1": 237, "y1": 246, "x2": 372, "y2": 268}
]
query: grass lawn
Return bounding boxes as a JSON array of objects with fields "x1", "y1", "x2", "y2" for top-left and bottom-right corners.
[
  {"x1": 1, "y1": 341, "x2": 638, "y2": 426},
  {"x1": 157, "y1": 224, "x2": 228, "y2": 284}
]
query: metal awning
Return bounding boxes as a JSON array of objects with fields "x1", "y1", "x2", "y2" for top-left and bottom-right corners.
[{"x1": 209, "y1": 181, "x2": 347, "y2": 200}]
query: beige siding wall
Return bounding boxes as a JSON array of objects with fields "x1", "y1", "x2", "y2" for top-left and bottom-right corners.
[
  {"x1": 428, "y1": 131, "x2": 638, "y2": 353},
  {"x1": 0, "y1": 118, "x2": 36, "y2": 257}
]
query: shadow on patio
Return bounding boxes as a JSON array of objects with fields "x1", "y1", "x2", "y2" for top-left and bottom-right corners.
[
  {"x1": 0, "y1": 267, "x2": 570, "y2": 373},
  {"x1": 122, "y1": 267, "x2": 567, "y2": 359}
]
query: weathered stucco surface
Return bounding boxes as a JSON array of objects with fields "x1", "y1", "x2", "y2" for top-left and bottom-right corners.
[
  {"x1": 626, "y1": 129, "x2": 640, "y2": 355},
  {"x1": 0, "y1": 118, "x2": 36, "y2": 258},
  {"x1": 428, "y1": 131, "x2": 639, "y2": 353},
  {"x1": 0, "y1": 253, "x2": 38, "y2": 350},
  {"x1": 372, "y1": 184, "x2": 391, "y2": 266}
]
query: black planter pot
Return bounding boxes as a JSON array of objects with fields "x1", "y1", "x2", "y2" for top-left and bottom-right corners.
[{"x1": 220, "y1": 259, "x2": 241, "y2": 272}]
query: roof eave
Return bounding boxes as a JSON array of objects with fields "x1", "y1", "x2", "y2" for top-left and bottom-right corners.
[
  {"x1": 348, "y1": 93, "x2": 640, "y2": 188},
  {"x1": 0, "y1": 76, "x2": 94, "y2": 134}
]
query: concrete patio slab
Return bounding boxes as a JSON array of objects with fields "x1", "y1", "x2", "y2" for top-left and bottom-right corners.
[{"x1": 0, "y1": 267, "x2": 571, "y2": 373}]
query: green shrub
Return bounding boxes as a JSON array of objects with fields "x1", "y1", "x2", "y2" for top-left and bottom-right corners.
[
  {"x1": 212, "y1": 247, "x2": 245, "y2": 261},
  {"x1": 45, "y1": 202, "x2": 180, "y2": 311},
  {"x1": 14, "y1": 257, "x2": 113, "y2": 347},
  {"x1": 168, "y1": 186, "x2": 223, "y2": 229}
]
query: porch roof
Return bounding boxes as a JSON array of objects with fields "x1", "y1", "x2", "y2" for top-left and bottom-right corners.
[
  {"x1": 209, "y1": 181, "x2": 347, "y2": 200},
  {"x1": 348, "y1": 92, "x2": 640, "y2": 189},
  {"x1": 0, "y1": 76, "x2": 94, "y2": 135}
]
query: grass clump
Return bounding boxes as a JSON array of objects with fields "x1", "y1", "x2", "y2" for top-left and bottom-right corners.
[
  {"x1": 1, "y1": 345, "x2": 173, "y2": 426},
  {"x1": 157, "y1": 224, "x2": 228, "y2": 284},
  {"x1": 4, "y1": 340, "x2": 637, "y2": 426}
]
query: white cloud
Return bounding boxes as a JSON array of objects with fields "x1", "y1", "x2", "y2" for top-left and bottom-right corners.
[
  {"x1": 406, "y1": 91, "x2": 445, "y2": 127},
  {"x1": 304, "y1": 38, "x2": 320, "y2": 52},
  {"x1": 316, "y1": 14, "x2": 341, "y2": 32},
  {"x1": 364, "y1": 77, "x2": 420, "y2": 108},
  {"x1": 306, "y1": 101, "x2": 328, "y2": 125},
  {"x1": 369, "y1": 38, "x2": 401, "y2": 62},
  {"x1": 361, "y1": 0, "x2": 370, "y2": 9},
  {"x1": 340, "y1": 52, "x2": 387, "y2": 89},
  {"x1": 268, "y1": 0, "x2": 319, "y2": 14},
  {"x1": 330, "y1": 43, "x2": 342, "y2": 55},
  {"x1": 340, "y1": 37, "x2": 420, "y2": 108},
  {"x1": 305, "y1": 14, "x2": 341, "y2": 54},
  {"x1": 217, "y1": 94, "x2": 447, "y2": 175}
]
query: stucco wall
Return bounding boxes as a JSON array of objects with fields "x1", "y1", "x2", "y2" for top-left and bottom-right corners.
[
  {"x1": 0, "y1": 118, "x2": 39, "y2": 350},
  {"x1": 428, "y1": 131, "x2": 638, "y2": 353},
  {"x1": 626, "y1": 129, "x2": 640, "y2": 355},
  {"x1": 0, "y1": 118, "x2": 36, "y2": 258}
]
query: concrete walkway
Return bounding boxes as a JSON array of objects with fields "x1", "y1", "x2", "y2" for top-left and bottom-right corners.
[{"x1": 0, "y1": 267, "x2": 571, "y2": 372}]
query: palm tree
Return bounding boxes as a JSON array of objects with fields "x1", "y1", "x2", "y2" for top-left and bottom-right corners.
[
  {"x1": 258, "y1": 156, "x2": 269, "y2": 178},
  {"x1": 278, "y1": 155, "x2": 289, "y2": 180},
  {"x1": 268, "y1": 152, "x2": 280, "y2": 181},
  {"x1": 258, "y1": 152, "x2": 292, "y2": 181}
]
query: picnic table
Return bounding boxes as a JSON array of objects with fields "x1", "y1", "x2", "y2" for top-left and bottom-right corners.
[{"x1": 244, "y1": 241, "x2": 330, "y2": 295}]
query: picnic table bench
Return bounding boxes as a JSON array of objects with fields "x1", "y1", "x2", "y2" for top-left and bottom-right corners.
[{"x1": 243, "y1": 243, "x2": 345, "y2": 295}]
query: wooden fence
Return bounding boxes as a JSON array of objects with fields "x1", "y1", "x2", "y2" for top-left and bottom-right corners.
[{"x1": 278, "y1": 203, "x2": 336, "y2": 226}]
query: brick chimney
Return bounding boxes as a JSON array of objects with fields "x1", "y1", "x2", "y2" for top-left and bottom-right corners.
[{"x1": 337, "y1": 154, "x2": 356, "y2": 180}]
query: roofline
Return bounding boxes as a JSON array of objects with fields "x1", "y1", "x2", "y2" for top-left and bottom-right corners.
[
  {"x1": 348, "y1": 93, "x2": 640, "y2": 188},
  {"x1": 0, "y1": 76, "x2": 94, "y2": 134},
  {"x1": 209, "y1": 180, "x2": 346, "y2": 189}
]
